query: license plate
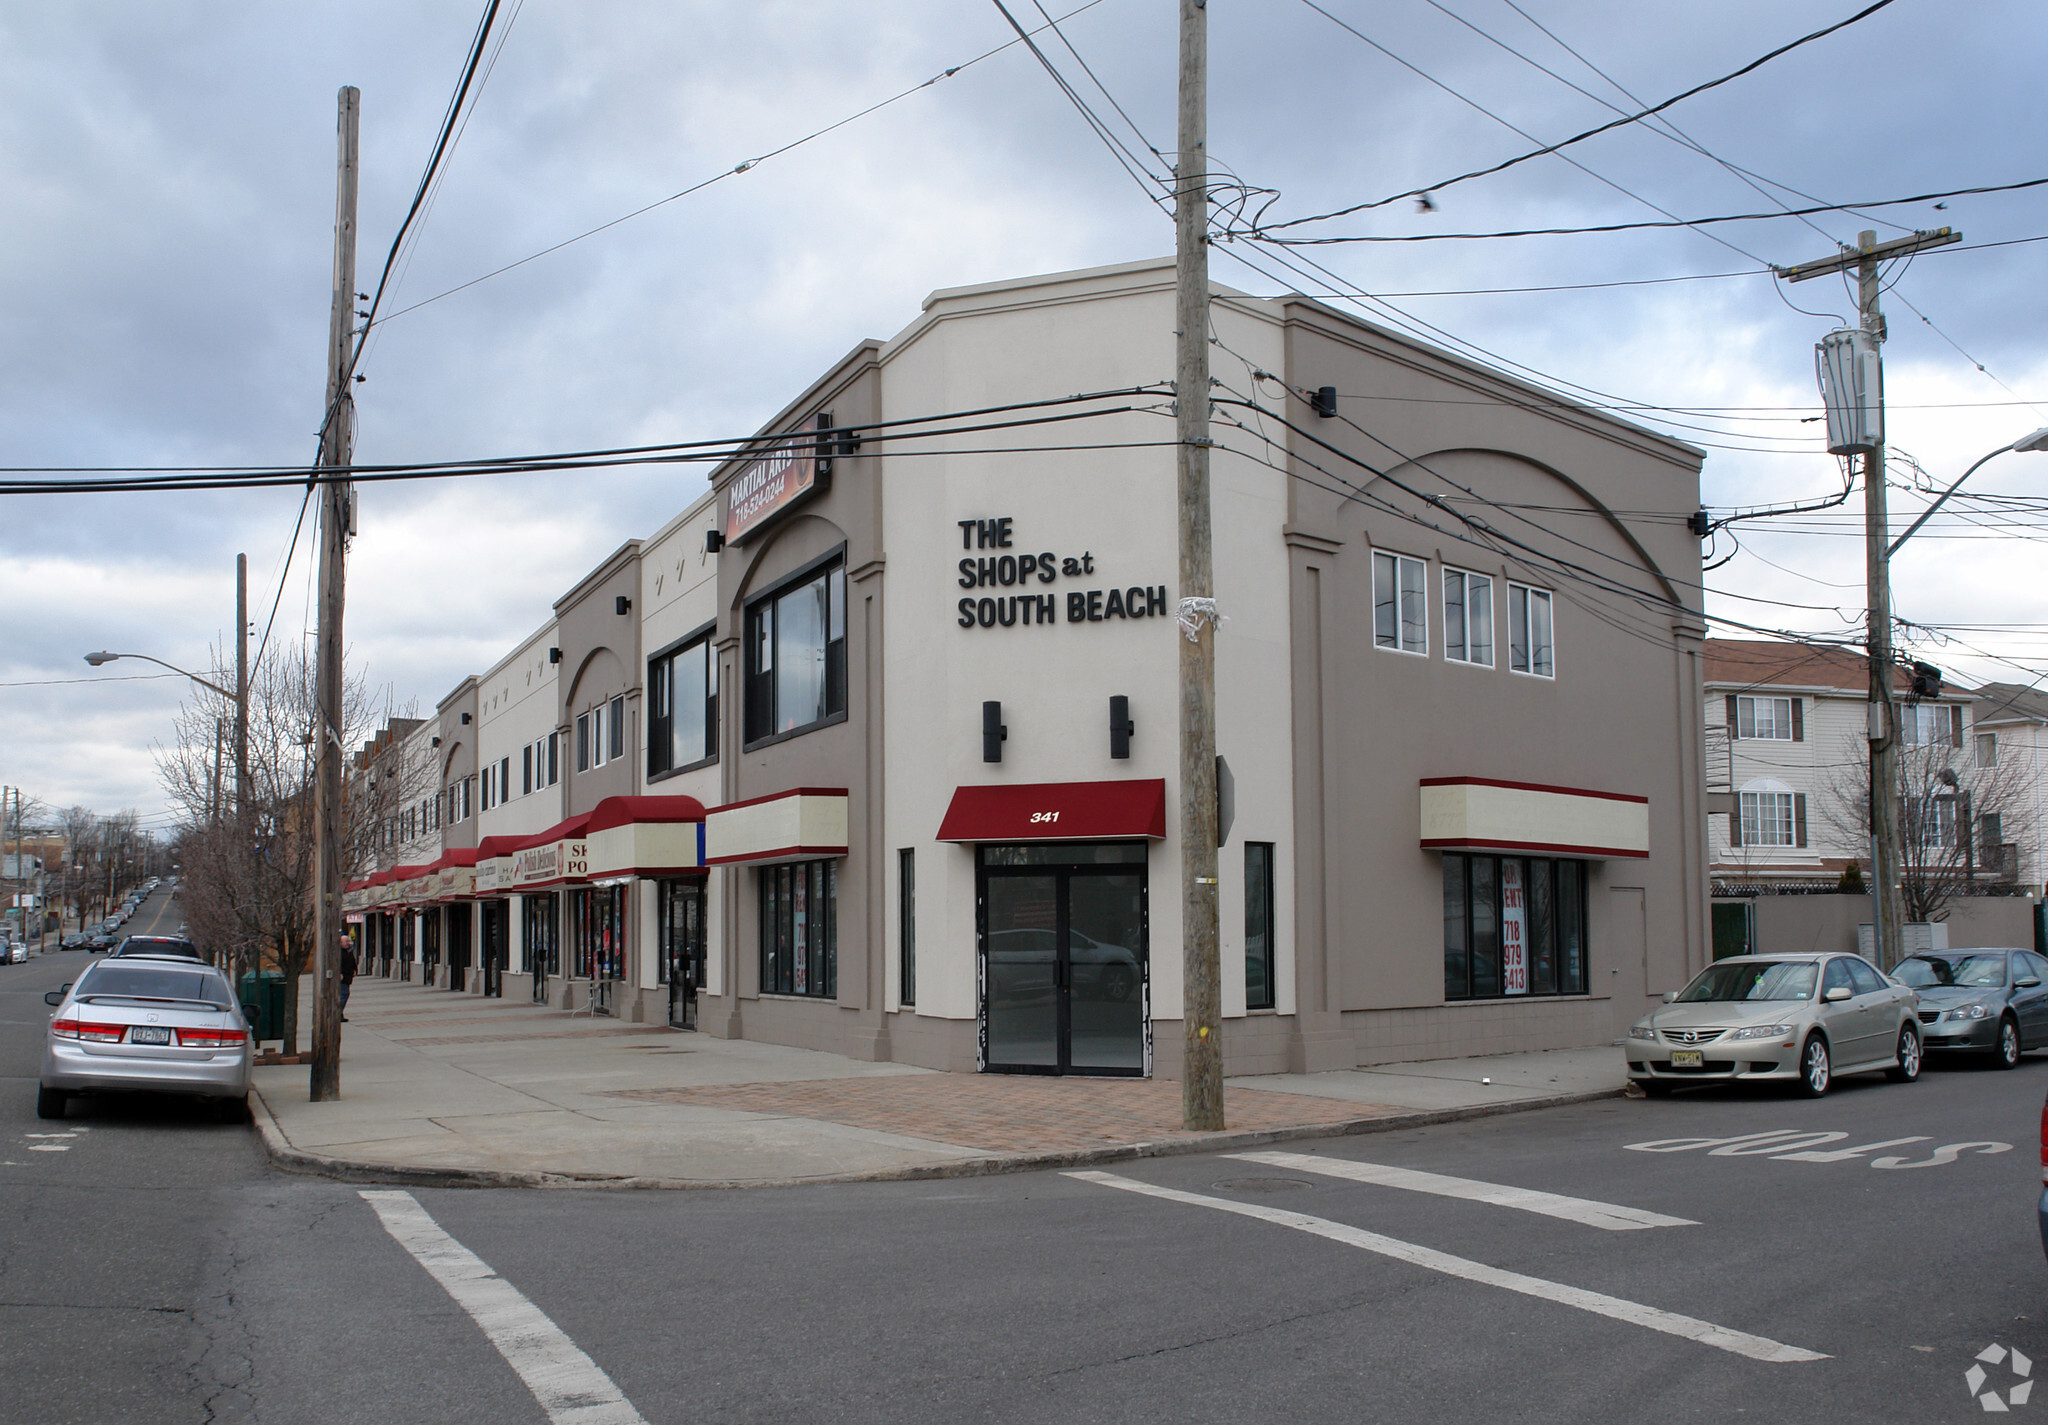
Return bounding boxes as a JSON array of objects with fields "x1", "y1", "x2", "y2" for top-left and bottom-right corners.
[
  {"x1": 128, "y1": 1026, "x2": 171, "y2": 1045},
  {"x1": 1669, "y1": 1049, "x2": 1703, "y2": 1068}
]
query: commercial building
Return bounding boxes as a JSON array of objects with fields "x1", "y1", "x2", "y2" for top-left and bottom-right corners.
[{"x1": 348, "y1": 257, "x2": 1709, "y2": 1075}]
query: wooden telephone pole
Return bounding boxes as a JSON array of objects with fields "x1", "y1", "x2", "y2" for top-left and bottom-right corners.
[
  {"x1": 310, "y1": 87, "x2": 360, "y2": 1101},
  {"x1": 1176, "y1": 0, "x2": 1223, "y2": 1130},
  {"x1": 1777, "y1": 227, "x2": 1959, "y2": 970}
]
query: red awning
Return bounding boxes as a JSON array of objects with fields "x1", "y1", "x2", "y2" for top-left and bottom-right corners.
[
  {"x1": 586, "y1": 794, "x2": 708, "y2": 834},
  {"x1": 936, "y1": 778, "x2": 1166, "y2": 843}
]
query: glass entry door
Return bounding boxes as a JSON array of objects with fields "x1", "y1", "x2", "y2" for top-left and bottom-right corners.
[
  {"x1": 660, "y1": 879, "x2": 706, "y2": 1030},
  {"x1": 979, "y1": 843, "x2": 1148, "y2": 1076},
  {"x1": 480, "y1": 900, "x2": 506, "y2": 997}
]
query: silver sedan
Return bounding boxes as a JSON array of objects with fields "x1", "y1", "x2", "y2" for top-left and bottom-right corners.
[
  {"x1": 39, "y1": 957, "x2": 253, "y2": 1120},
  {"x1": 1625, "y1": 953, "x2": 1922, "y2": 1097}
]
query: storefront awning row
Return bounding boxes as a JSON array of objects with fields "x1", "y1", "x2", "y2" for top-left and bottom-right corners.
[{"x1": 1419, "y1": 776, "x2": 1648, "y2": 859}]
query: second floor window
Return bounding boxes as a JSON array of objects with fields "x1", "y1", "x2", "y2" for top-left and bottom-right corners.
[
  {"x1": 1373, "y1": 551, "x2": 1427, "y2": 655},
  {"x1": 1903, "y1": 703, "x2": 1962, "y2": 747},
  {"x1": 1736, "y1": 789, "x2": 1805, "y2": 848},
  {"x1": 1735, "y1": 695, "x2": 1797, "y2": 740},
  {"x1": 650, "y1": 638, "x2": 717, "y2": 775},
  {"x1": 1507, "y1": 583, "x2": 1554, "y2": 678},
  {"x1": 1443, "y1": 568, "x2": 1492, "y2": 666},
  {"x1": 745, "y1": 559, "x2": 847, "y2": 744}
]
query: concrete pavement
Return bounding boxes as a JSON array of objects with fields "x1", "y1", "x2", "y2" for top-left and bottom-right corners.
[{"x1": 250, "y1": 975, "x2": 1626, "y2": 1189}]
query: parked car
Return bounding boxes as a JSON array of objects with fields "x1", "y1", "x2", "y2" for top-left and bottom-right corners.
[
  {"x1": 86, "y1": 933, "x2": 116, "y2": 953},
  {"x1": 60, "y1": 935, "x2": 88, "y2": 951},
  {"x1": 37, "y1": 960, "x2": 252, "y2": 1121},
  {"x1": 1625, "y1": 953, "x2": 1922, "y2": 1097},
  {"x1": 112, "y1": 936, "x2": 203, "y2": 961},
  {"x1": 2039, "y1": 1083, "x2": 2048, "y2": 1263},
  {"x1": 1893, "y1": 949, "x2": 2048, "y2": 1069},
  {"x1": 7, "y1": 942, "x2": 30, "y2": 965}
]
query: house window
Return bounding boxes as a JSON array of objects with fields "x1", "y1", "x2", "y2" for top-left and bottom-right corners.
[
  {"x1": 898, "y1": 849, "x2": 916, "y2": 1007},
  {"x1": 1507, "y1": 583, "x2": 1554, "y2": 677},
  {"x1": 1737, "y1": 790, "x2": 1805, "y2": 847},
  {"x1": 608, "y1": 695, "x2": 626, "y2": 762},
  {"x1": 1442, "y1": 568, "x2": 1493, "y2": 667},
  {"x1": 745, "y1": 558, "x2": 848, "y2": 744},
  {"x1": 1245, "y1": 842, "x2": 1275, "y2": 1010},
  {"x1": 532, "y1": 732, "x2": 558, "y2": 788},
  {"x1": 1902, "y1": 703, "x2": 1961, "y2": 747},
  {"x1": 1444, "y1": 854, "x2": 1585, "y2": 1000},
  {"x1": 1372, "y1": 551, "x2": 1427, "y2": 655},
  {"x1": 650, "y1": 637, "x2": 717, "y2": 775},
  {"x1": 1977, "y1": 731, "x2": 1998, "y2": 766},
  {"x1": 1908, "y1": 795, "x2": 1957, "y2": 853},
  {"x1": 498, "y1": 756, "x2": 511, "y2": 804},
  {"x1": 576, "y1": 712, "x2": 590, "y2": 772},
  {"x1": 1736, "y1": 695, "x2": 1795, "y2": 740},
  {"x1": 761, "y1": 859, "x2": 836, "y2": 998},
  {"x1": 522, "y1": 745, "x2": 533, "y2": 795}
]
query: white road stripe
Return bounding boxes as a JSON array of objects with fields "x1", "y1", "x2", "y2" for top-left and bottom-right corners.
[
  {"x1": 360, "y1": 1190, "x2": 648, "y2": 1425},
  {"x1": 1066, "y1": 1170, "x2": 1825, "y2": 1365},
  {"x1": 1228, "y1": 1150, "x2": 1697, "y2": 1231}
]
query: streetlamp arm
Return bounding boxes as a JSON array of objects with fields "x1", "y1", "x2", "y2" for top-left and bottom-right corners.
[
  {"x1": 83, "y1": 651, "x2": 236, "y2": 701},
  {"x1": 1889, "y1": 427, "x2": 2048, "y2": 558}
]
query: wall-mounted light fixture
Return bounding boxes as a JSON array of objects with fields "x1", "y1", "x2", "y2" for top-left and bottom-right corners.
[
  {"x1": 459, "y1": 712, "x2": 471, "y2": 725},
  {"x1": 549, "y1": 648, "x2": 562, "y2": 664},
  {"x1": 431, "y1": 737, "x2": 442, "y2": 748},
  {"x1": 705, "y1": 529, "x2": 725, "y2": 554},
  {"x1": 1311, "y1": 386, "x2": 1338, "y2": 418},
  {"x1": 615, "y1": 596, "x2": 632, "y2": 615},
  {"x1": 1109, "y1": 695, "x2": 1133, "y2": 760},
  {"x1": 982, "y1": 701, "x2": 1007, "y2": 763}
]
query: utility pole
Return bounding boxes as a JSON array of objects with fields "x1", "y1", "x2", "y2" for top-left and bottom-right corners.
[
  {"x1": 235, "y1": 552, "x2": 251, "y2": 982},
  {"x1": 1778, "y1": 227, "x2": 1959, "y2": 970},
  {"x1": 1175, "y1": 0, "x2": 1223, "y2": 1130},
  {"x1": 311, "y1": 87, "x2": 360, "y2": 1101}
]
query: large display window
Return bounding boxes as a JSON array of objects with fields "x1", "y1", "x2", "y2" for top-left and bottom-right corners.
[{"x1": 1443, "y1": 853, "x2": 1586, "y2": 1000}]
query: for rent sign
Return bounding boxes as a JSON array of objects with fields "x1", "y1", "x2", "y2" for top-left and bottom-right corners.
[{"x1": 725, "y1": 441, "x2": 820, "y2": 543}]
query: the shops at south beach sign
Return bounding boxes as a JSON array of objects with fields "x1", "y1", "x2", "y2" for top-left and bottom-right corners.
[{"x1": 954, "y1": 516, "x2": 1168, "y2": 630}]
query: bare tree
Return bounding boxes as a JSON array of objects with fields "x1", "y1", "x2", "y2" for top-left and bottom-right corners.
[
  {"x1": 1821, "y1": 718, "x2": 2038, "y2": 923},
  {"x1": 157, "y1": 651, "x2": 414, "y2": 1053}
]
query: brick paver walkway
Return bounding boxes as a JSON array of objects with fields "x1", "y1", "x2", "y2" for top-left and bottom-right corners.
[
  {"x1": 388, "y1": 1026, "x2": 675, "y2": 1048},
  {"x1": 604, "y1": 1076, "x2": 1397, "y2": 1155}
]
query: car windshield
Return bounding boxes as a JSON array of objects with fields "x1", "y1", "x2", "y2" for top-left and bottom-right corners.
[
  {"x1": 1894, "y1": 953, "x2": 2007, "y2": 989},
  {"x1": 1676, "y1": 961, "x2": 1818, "y2": 1003},
  {"x1": 77, "y1": 965, "x2": 230, "y2": 1008}
]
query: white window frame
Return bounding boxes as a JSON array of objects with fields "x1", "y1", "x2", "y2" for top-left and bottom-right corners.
[
  {"x1": 1373, "y1": 550, "x2": 1428, "y2": 656},
  {"x1": 1738, "y1": 789, "x2": 1797, "y2": 847},
  {"x1": 1977, "y1": 731, "x2": 1998, "y2": 766},
  {"x1": 1902, "y1": 703, "x2": 1959, "y2": 747},
  {"x1": 1507, "y1": 582, "x2": 1555, "y2": 679},
  {"x1": 1736, "y1": 695, "x2": 1794, "y2": 740},
  {"x1": 1442, "y1": 566, "x2": 1493, "y2": 668}
]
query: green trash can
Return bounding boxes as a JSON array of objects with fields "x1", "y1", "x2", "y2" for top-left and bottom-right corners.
[{"x1": 238, "y1": 970, "x2": 287, "y2": 1043}]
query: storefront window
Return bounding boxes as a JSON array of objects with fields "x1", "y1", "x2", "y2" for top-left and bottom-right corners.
[
  {"x1": 743, "y1": 558, "x2": 847, "y2": 744},
  {"x1": 1443, "y1": 854, "x2": 1587, "y2": 1000},
  {"x1": 569, "y1": 886, "x2": 627, "y2": 981},
  {"x1": 522, "y1": 892, "x2": 559, "y2": 977},
  {"x1": 899, "y1": 848, "x2": 916, "y2": 1007},
  {"x1": 760, "y1": 860, "x2": 836, "y2": 998},
  {"x1": 649, "y1": 637, "x2": 717, "y2": 775},
  {"x1": 1245, "y1": 842, "x2": 1275, "y2": 1010}
]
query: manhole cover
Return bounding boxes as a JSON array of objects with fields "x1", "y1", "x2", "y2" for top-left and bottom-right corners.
[{"x1": 1213, "y1": 1176, "x2": 1314, "y2": 1193}]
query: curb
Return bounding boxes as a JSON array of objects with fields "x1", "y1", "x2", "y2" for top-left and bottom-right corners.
[{"x1": 248, "y1": 1083, "x2": 1625, "y2": 1193}]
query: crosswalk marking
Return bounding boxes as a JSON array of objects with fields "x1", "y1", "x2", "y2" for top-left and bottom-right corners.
[
  {"x1": 1228, "y1": 1150, "x2": 1696, "y2": 1230},
  {"x1": 361, "y1": 1190, "x2": 648, "y2": 1425},
  {"x1": 1066, "y1": 1170, "x2": 1826, "y2": 1365}
]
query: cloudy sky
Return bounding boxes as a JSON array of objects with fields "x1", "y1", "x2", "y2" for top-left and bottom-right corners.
[{"x1": 3, "y1": 0, "x2": 2043, "y2": 832}]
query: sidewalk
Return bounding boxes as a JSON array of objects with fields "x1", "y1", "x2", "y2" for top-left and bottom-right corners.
[{"x1": 249, "y1": 976, "x2": 1625, "y2": 1189}]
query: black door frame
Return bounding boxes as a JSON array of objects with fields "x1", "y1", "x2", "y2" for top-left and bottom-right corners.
[
  {"x1": 479, "y1": 899, "x2": 506, "y2": 997},
  {"x1": 976, "y1": 844, "x2": 1150, "y2": 1077},
  {"x1": 661, "y1": 878, "x2": 707, "y2": 1030}
]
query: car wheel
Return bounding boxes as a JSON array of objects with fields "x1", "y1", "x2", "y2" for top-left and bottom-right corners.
[
  {"x1": 215, "y1": 1095, "x2": 249, "y2": 1125},
  {"x1": 1995, "y1": 1016, "x2": 2022, "y2": 1070},
  {"x1": 1638, "y1": 1079, "x2": 1672, "y2": 1098},
  {"x1": 1100, "y1": 964, "x2": 1134, "y2": 1003},
  {"x1": 1886, "y1": 1024, "x2": 1922, "y2": 1083},
  {"x1": 1797, "y1": 1034, "x2": 1831, "y2": 1097},
  {"x1": 35, "y1": 1086, "x2": 67, "y2": 1120}
]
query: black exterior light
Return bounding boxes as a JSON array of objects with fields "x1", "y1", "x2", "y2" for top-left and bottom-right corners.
[
  {"x1": 549, "y1": 648, "x2": 562, "y2": 664},
  {"x1": 460, "y1": 712, "x2": 471, "y2": 725},
  {"x1": 1109, "y1": 695, "x2": 1134, "y2": 760},
  {"x1": 616, "y1": 596, "x2": 632, "y2": 615},
  {"x1": 705, "y1": 529, "x2": 725, "y2": 554},
  {"x1": 1311, "y1": 386, "x2": 1338, "y2": 418},
  {"x1": 982, "y1": 701, "x2": 1007, "y2": 763}
]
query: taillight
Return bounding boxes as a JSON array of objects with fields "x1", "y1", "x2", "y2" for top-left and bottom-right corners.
[
  {"x1": 51, "y1": 1019, "x2": 126, "y2": 1043},
  {"x1": 176, "y1": 1028, "x2": 247, "y2": 1049}
]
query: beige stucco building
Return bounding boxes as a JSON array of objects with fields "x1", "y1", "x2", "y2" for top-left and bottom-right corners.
[{"x1": 348, "y1": 257, "x2": 1710, "y2": 1075}]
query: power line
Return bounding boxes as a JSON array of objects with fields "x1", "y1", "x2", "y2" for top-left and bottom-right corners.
[{"x1": 1259, "y1": 0, "x2": 1902, "y2": 234}]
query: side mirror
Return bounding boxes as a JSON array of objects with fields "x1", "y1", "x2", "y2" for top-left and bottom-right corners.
[
  {"x1": 44, "y1": 990, "x2": 64, "y2": 1007},
  {"x1": 2020, "y1": 978, "x2": 2042, "y2": 989},
  {"x1": 1824, "y1": 985, "x2": 1852, "y2": 1002},
  {"x1": 1661, "y1": 991, "x2": 1677, "y2": 1003}
]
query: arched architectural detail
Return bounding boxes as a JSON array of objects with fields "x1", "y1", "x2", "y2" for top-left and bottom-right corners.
[{"x1": 729, "y1": 512, "x2": 850, "y2": 614}]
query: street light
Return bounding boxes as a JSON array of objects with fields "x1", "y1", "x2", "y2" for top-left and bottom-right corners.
[
  {"x1": 1889, "y1": 428, "x2": 2048, "y2": 557},
  {"x1": 82, "y1": 650, "x2": 236, "y2": 700}
]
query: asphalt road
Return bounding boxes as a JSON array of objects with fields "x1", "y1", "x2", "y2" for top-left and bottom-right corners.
[{"x1": 3, "y1": 903, "x2": 2044, "y2": 1424}]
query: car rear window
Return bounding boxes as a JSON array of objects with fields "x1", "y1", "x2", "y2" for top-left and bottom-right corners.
[{"x1": 78, "y1": 965, "x2": 230, "y2": 1008}]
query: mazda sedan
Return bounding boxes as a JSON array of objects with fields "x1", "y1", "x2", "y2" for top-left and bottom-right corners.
[
  {"x1": 1625, "y1": 953, "x2": 1922, "y2": 1097},
  {"x1": 38, "y1": 960, "x2": 251, "y2": 1120}
]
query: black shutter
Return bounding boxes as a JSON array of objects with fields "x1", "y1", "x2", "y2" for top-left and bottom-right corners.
[
  {"x1": 1729, "y1": 806, "x2": 1743, "y2": 848},
  {"x1": 1950, "y1": 705, "x2": 1964, "y2": 749},
  {"x1": 1794, "y1": 793, "x2": 1808, "y2": 848},
  {"x1": 1791, "y1": 698, "x2": 1804, "y2": 742},
  {"x1": 1725, "y1": 694, "x2": 1739, "y2": 740}
]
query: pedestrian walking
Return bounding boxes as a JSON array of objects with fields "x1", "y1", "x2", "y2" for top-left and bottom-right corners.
[{"x1": 340, "y1": 935, "x2": 358, "y2": 1023}]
